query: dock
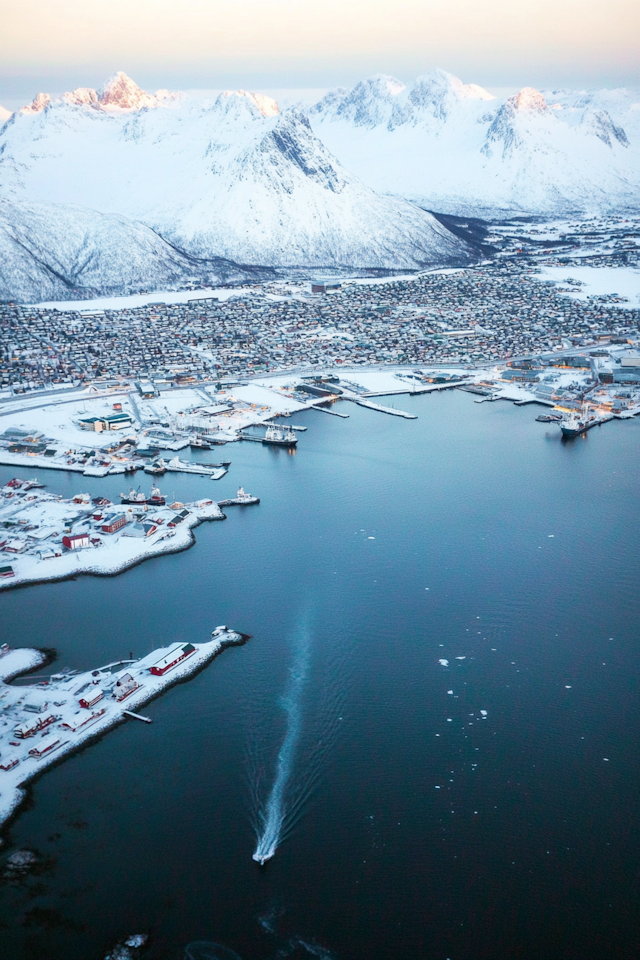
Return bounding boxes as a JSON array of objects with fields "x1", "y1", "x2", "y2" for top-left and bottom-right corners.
[
  {"x1": 123, "y1": 710, "x2": 152, "y2": 723},
  {"x1": 350, "y1": 398, "x2": 417, "y2": 419},
  {"x1": 309, "y1": 403, "x2": 349, "y2": 418}
]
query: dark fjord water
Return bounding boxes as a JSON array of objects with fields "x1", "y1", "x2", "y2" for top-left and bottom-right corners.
[{"x1": 0, "y1": 390, "x2": 639, "y2": 960}]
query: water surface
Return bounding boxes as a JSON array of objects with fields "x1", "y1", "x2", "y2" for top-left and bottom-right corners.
[{"x1": 0, "y1": 391, "x2": 638, "y2": 960}]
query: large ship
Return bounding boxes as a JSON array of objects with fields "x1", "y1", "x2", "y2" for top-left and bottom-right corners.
[
  {"x1": 120, "y1": 485, "x2": 166, "y2": 506},
  {"x1": 262, "y1": 424, "x2": 297, "y2": 447},
  {"x1": 559, "y1": 406, "x2": 599, "y2": 438}
]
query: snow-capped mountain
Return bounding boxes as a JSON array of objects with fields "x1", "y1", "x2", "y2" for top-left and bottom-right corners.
[
  {"x1": 0, "y1": 72, "x2": 472, "y2": 302},
  {"x1": 0, "y1": 198, "x2": 273, "y2": 303},
  {"x1": 308, "y1": 69, "x2": 640, "y2": 216}
]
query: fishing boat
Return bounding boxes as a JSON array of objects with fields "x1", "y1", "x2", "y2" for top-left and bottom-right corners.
[{"x1": 120, "y1": 485, "x2": 166, "y2": 506}]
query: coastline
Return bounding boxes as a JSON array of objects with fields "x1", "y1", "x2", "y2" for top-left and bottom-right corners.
[
  {"x1": 0, "y1": 499, "x2": 228, "y2": 594},
  {"x1": 0, "y1": 628, "x2": 249, "y2": 831}
]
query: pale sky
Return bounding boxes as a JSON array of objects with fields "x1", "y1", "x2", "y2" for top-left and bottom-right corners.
[{"x1": 1, "y1": 0, "x2": 639, "y2": 104}]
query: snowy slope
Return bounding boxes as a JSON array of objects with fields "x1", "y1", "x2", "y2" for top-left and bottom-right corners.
[
  {"x1": 308, "y1": 69, "x2": 640, "y2": 216},
  {"x1": 0, "y1": 198, "x2": 272, "y2": 303},
  {"x1": 0, "y1": 72, "x2": 472, "y2": 292}
]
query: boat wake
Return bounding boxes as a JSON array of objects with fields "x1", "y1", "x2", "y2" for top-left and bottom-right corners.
[{"x1": 252, "y1": 622, "x2": 311, "y2": 864}]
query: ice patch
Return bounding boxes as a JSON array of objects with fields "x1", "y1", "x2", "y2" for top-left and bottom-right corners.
[{"x1": 438, "y1": 659, "x2": 449, "y2": 666}]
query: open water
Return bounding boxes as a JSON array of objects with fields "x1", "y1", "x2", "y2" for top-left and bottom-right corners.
[{"x1": 0, "y1": 390, "x2": 639, "y2": 960}]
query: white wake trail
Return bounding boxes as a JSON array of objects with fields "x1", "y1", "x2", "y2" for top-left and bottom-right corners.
[{"x1": 253, "y1": 626, "x2": 310, "y2": 864}]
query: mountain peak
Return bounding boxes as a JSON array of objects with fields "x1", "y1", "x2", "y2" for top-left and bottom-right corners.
[
  {"x1": 221, "y1": 90, "x2": 279, "y2": 117},
  {"x1": 64, "y1": 87, "x2": 99, "y2": 107},
  {"x1": 509, "y1": 88, "x2": 548, "y2": 112},
  {"x1": 21, "y1": 92, "x2": 51, "y2": 115},
  {"x1": 98, "y1": 72, "x2": 159, "y2": 111}
]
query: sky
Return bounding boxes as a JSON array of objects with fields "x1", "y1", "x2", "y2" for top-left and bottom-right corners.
[{"x1": 1, "y1": 0, "x2": 639, "y2": 106}]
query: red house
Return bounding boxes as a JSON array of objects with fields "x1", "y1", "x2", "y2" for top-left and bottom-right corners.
[
  {"x1": 149, "y1": 643, "x2": 196, "y2": 676},
  {"x1": 62, "y1": 533, "x2": 89, "y2": 550},
  {"x1": 102, "y1": 514, "x2": 127, "y2": 534},
  {"x1": 79, "y1": 688, "x2": 103, "y2": 709}
]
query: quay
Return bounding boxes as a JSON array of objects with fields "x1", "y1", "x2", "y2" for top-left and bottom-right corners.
[{"x1": 350, "y1": 397, "x2": 417, "y2": 419}]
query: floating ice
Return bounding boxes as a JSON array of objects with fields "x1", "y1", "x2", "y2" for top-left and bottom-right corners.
[
  {"x1": 480, "y1": 710, "x2": 488, "y2": 716},
  {"x1": 368, "y1": 536, "x2": 375, "y2": 540},
  {"x1": 455, "y1": 656, "x2": 466, "y2": 660},
  {"x1": 438, "y1": 659, "x2": 449, "y2": 666},
  {"x1": 447, "y1": 690, "x2": 453, "y2": 695}
]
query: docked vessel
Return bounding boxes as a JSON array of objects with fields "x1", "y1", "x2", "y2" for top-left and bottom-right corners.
[
  {"x1": 262, "y1": 424, "x2": 297, "y2": 447},
  {"x1": 559, "y1": 409, "x2": 599, "y2": 438},
  {"x1": 218, "y1": 486, "x2": 260, "y2": 507},
  {"x1": 120, "y1": 485, "x2": 166, "y2": 506},
  {"x1": 189, "y1": 437, "x2": 213, "y2": 450},
  {"x1": 165, "y1": 457, "x2": 229, "y2": 477}
]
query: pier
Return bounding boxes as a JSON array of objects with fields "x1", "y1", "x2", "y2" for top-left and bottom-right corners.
[{"x1": 350, "y1": 397, "x2": 417, "y2": 419}]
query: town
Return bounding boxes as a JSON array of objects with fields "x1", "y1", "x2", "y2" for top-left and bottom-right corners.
[{"x1": 1, "y1": 216, "x2": 638, "y2": 393}]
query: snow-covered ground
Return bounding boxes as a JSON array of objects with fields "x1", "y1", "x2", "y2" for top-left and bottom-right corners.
[
  {"x1": 0, "y1": 493, "x2": 226, "y2": 592},
  {"x1": 0, "y1": 627, "x2": 245, "y2": 828},
  {"x1": 536, "y1": 265, "x2": 640, "y2": 309}
]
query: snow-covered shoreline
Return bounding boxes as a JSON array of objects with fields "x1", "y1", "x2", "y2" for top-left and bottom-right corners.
[
  {"x1": 0, "y1": 628, "x2": 248, "y2": 830},
  {"x1": 0, "y1": 499, "x2": 226, "y2": 593}
]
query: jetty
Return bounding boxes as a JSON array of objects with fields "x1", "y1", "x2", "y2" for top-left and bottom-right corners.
[
  {"x1": 0, "y1": 627, "x2": 249, "y2": 829},
  {"x1": 350, "y1": 397, "x2": 417, "y2": 419}
]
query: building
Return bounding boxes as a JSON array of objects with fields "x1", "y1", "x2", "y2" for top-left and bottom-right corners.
[
  {"x1": 28, "y1": 734, "x2": 61, "y2": 758},
  {"x1": 101, "y1": 514, "x2": 127, "y2": 534},
  {"x1": 122, "y1": 521, "x2": 157, "y2": 538},
  {"x1": 0, "y1": 565, "x2": 14, "y2": 578},
  {"x1": 149, "y1": 642, "x2": 196, "y2": 676},
  {"x1": 4, "y1": 539, "x2": 27, "y2": 554},
  {"x1": 14, "y1": 712, "x2": 57, "y2": 738},
  {"x1": 311, "y1": 280, "x2": 342, "y2": 294},
  {"x1": 168, "y1": 509, "x2": 190, "y2": 527},
  {"x1": 62, "y1": 532, "x2": 90, "y2": 550},
  {"x1": 61, "y1": 707, "x2": 106, "y2": 732},
  {"x1": 112, "y1": 672, "x2": 140, "y2": 701},
  {"x1": 78, "y1": 412, "x2": 133, "y2": 432},
  {"x1": 79, "y1": 688, "x2": 103, "y2": 709}
]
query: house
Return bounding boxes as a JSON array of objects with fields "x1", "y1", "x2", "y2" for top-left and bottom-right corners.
[
  {"x1": 311, "y1": 280, "x2": 342, "y2": 294},
  {"x1": 29, "y1": 734, "x2": 61, "y2": 759},
  {"x1": 0, "y1": 565, "x2": 14, "y2": 578},
  {"x1": 112, "y1": 672, "x2": 140, "y2": 702},
  {"x1": 168, "y1": 509, "x2": 190, "y2": 528},
  {"x1": 149, "y1": 642, "x2": 196, "y2": 676},
  {"x1": 0, "y1": 754, "x2": 19, "y2": 771},
  {"x1": 61, "y1": 707, "x2": 106, "y2": 732},
  {"x1": 122, "y1": 521, "x2": 157, "y2": 538},
  {"x1": 4, "y1": 539, "x2": 27, "y2": 554},
  {"x1": 79, "y1": 688, "x2": 103, "y2": 709},
  {"x1": 14, "y1": 712, "x2": 57, "y2": 738},
  {"x1": 37, "y1": 546, "x2": 62, "y2": 561},
  {"x1": 101, "y1": 514, "x2": 127, "y2": 534},
  {"x1": 62, "y1": 533, "x2": 90, "y2": 550}
]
